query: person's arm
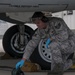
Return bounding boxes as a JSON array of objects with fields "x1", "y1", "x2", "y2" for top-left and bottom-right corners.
[
  {"x1": 49, "y1": 18, "x2": 75, "y2": 54},
  {"x1": 61, "y1": 27, "x2": 75, "y2": 54},
  {"x1": 55, "y1": 18, "x2": 75, "y2": 53},
  {"x1": 22, "y1": 29, "x2": 41, "y2": 60},
  {"x1": 53, "y1": 18, "x2": 69, "y2": 41},
  {"x1": 16, "y1": 29, "x2": 41, "y2": 69},
  {"x1": 47, "y1": 18, "x2": 68, "y2": 42}
]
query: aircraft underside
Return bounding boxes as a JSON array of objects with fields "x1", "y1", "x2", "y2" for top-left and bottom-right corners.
[
  {"x1": 0, "y1": 12, "x2": 74, "y2": 70},
  {"x1": 0, "y1": 0, "x2": 75, "y2": 70},
  {"x1": 0, "y1": 12, "x2": 53, "y2": 70}
]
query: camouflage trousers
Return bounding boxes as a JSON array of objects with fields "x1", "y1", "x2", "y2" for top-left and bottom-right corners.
[
  {"x1": 48, "y1": 41, "x2": 73, "y2": 71},
  {"x1": 47, "y1": 63, "x2": 64, "y2": 75}
]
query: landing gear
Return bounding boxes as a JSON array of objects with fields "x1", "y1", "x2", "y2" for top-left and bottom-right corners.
[
  {"x1": 2, "y1": 25, "x2": 34, "y2": 58},
  {"x1": 30, "y1": 39, "x2": 52, "y2": 70}
]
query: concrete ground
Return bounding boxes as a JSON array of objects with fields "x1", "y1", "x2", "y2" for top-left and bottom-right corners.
[
  {"x1": 0, "y1": 70, "x2": 75, "y2": 75},
  {"x1": 0, "y1": 39, "x2": 75, "y2": 75},
  {"x1": 0, "y1": 53, "x2": 75, "y2": 75}
]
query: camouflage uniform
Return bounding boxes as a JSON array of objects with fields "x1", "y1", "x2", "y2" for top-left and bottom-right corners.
[{"x1": 23, "y1": 17, "x2": 75, "y2": 72}]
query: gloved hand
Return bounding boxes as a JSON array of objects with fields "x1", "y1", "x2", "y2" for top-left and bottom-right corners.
[
  {"x1": 16, "y1": 60, "x2": 25, "y2": 69},
  {"x1": 46, "y1": 38, "x2": 51, "y2": 48}
]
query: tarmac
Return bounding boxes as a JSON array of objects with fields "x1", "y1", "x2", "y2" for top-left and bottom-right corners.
[
  {"x1": 0, "y1": 52, "x2": 75, "y2": 75},
  {"x1": 0, "y1": 61, "x2": 75, "y2": 75},
  {"x1": 0, "y1": 39, "x2": 75, "y2": 75}
]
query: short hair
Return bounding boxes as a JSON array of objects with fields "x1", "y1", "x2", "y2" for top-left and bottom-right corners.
[
  {"x1": 32, "y1": 11, "x2": 45, "y2": 18},
  {"x1": 31, "y1": 11, "x2": 49, "y2": 23}
]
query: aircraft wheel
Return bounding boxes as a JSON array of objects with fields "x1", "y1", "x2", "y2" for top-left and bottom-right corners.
[
  {"x1": 30, "y1": 39, "x2": 52, "y2": 70},
  {"x1": 2, "y1": 25, "x2": 34, "y2": 58},
  {"x1": 30, "y1": 39, "x2": 74, "y2": 70}
]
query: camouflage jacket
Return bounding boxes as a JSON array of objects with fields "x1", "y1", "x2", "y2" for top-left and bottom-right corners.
[{"x1": 23, "y1": 17, "x2": 75, "y2": 71}]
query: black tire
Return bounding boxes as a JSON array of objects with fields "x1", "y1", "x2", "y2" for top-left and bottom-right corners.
[
  {"x1": 30, "y1": 38, "x2": 51, "y2": 70},
  {"x1": 30, "y1": 39, "x2": 74, "y2": 70},
  {"x1": 2, "y1": 25, "x2": 34, "y2": 58}
]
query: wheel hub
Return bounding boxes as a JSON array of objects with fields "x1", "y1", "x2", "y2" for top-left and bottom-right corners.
[
  {"x1": 11, "y1": 33, "x2": 29, "y2": 53},
  {"x1": 38, "y1": 39, "x2": 52, "y2": 63}
]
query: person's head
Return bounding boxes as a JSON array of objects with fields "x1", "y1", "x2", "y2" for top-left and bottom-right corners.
[{"x1": 31, "y1": 11, "x2": 49, "y2": 29}]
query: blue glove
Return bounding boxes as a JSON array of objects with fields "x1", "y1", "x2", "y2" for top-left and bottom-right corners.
[
  {"x1": 46, "y1": 38, "x2": 51, "y2": 48},
  {"x1": 16, "y1": 60, "x2": 25, "y2": 69}
]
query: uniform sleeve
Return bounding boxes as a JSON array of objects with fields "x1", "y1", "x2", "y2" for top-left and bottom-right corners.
[
  {"x1": 61, "y1": 25, "x2": 75, "y2": 54},
  {"x1": 56, "y1": 18, "x2": 75, "y2": 54},
  {"x1": 23, "y1": 29, "x2": 41, "y2": 59},
  {"x1": 49, "y1": 18, "x2": 69, "y2": 42},
  {"x1": 50, "y1": 18, "x2": 75, "y2": 54},
  {"x1": 53, "y1": 18, "x2": 69, "y2": 42}
]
